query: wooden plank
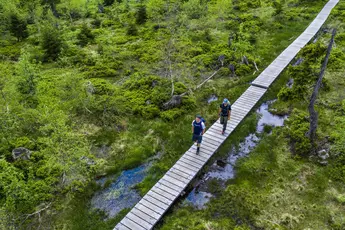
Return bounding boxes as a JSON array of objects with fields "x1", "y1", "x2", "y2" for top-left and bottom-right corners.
[
  {"x1": 151, "y1": 186, "x2": 178, "y2": 201},
  {"x1": 185, "y1": 150, "x2": 209, "y2": 161},
  {"x1": 233, "y1": 101, "x2": 255, "y2": 109},
  {"x1": 241, "y1": 91, "x2": 263, "y2": 99},
  {"x1": 232, "y1": 101, "x2": 255, "y2": 110},
  {"x1": 193, "y1": 142, "x2": 217, "y2": 153},
  {"x1": 173, "y1": 162, "x2": 199, "y2": 178},
  {"x1": 248, "y1": 85, "x2": 267, "y2": 93},
  {"x1": 147, "y1": 190, "x2": 173, "y2": 206},
  {"x1": 166, "y1": 169, "x2": 194, "y2": 183},
  {"x1": 189, "y1": 145, "x2": 214, "y2": 155},
  {"x1": 131, "y1": 208, "x2": 158, "y2": 226},
  {"x1": 230, "y1": 112, "x2": 246, "y2": 119},
  {"x1": 143, "y1": 194, "x2": 170, "y2": 210},
  {"x1": 231, "y1": 105, "x2": 251, "y2": 114},
  {"x1": 234, "y1": 98, "x2": 256, "y2": 106},
  {"x1": 231, "y1": 105, "x2": 252, "y2": 114},
  {"x1": 162, "y1": 174, "x2": 188, "y2": 188},
  {"x1": 206, "y1": 129, "x2": 227, "y2": 140},
  {"x1": 234, "y1": 97, "x2": 258, "y2": 105},
  {"x1": 204, "y1": 132, "x2": 226, "y2": 143},
  {"x1": 161, "y1": 174, "x2": 189, "y2": 190},
  {"x1": 169, "y1": 167, "x2": 194, "y2": 179},
  {"x1": 126, "y1": 212, "x2": 152, "y2": 229},
  {"x1": 189, "y1": 144, "x2": 214, "y2": 155},
  {"x1": 114, "y1": 223, "x2": 131, "y2": 230},
  {"x1": 203, "y1": 133, "x2": 223, "y2": 144},
  {"x1": 176, "y1": 160, "x2": 199, "y2": 174},
  {"x1": 153, "y1": 183, "x2": 180, "y2": 197},
  {"x1": 202, "y1": 137, "x2": 221, "y2": 147},
  {"x1": 157, "y1": 179, "x2": 183, "y2": 193},
  {"x1": 137, "y1": 201, "x2": 164, "y2": 216},
  {"x1": 133, "y1": 203, "x2": 161, "y2": 220},
  {"x1": 231, "y1": 109, "x2": 248, "y2": 117},
  {"x1": 178, "y1": 157, "x2": 204, "y2": 169},
  {"x1": 121, "y1": 217, "x2": 147, "y2": 230},
  {"x1": 237, "y1": 95, "x2": 259, "y2": 102},
  {"x1": 182, "y1": 153, "x2": 207, "y2": 165},
  {"x1": 181, "y1": 153, "x2": 206, "y2": 166}
]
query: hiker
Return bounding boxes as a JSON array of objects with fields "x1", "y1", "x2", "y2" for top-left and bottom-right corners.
[
  {"x1": 192, "y1": 115, "x2": 206, "y2": 154},
  {"x1": 219, "y1": 98, "x2": 231, "y2": 135}
]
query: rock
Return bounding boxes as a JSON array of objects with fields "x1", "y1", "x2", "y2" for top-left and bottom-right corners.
[
  {"x1": 319, "y1": 160, "x2": 328, "y2": 166},
  {"x1": 151, "y1": 80, "x2": 158, "y2": 87},
  {"x1": 162, "y1": 95, "x2": 182, "y2": 110},
  {"x1": 287, "y1": 78, "x2": 294, "y2": 88},
  {"x1": 12, "y1": 147, "x2": 31, "y2": 160},
  {"x1": 80, "y1": 156, "x2": 95, "y2": 166},
  {"x1": 317, "y1": 149, "x2": 329, "y2": 165},
  {"x1": 216, "y1": 160, "x2": 227, "y2": 168}
]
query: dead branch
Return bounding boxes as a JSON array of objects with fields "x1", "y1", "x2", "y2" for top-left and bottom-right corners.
[
  {"x1": 180, "y1": 70, "x2": 219, "y2": 97},
  {"x1": 253, "y1": 61, "x2": 259, "y2": 71},
  {"x1": 21, "y1": 203, "x2": 51, "y2": 227},
  {"x1": 308, "y1": 28, "x2": 336, "y2": 150}
]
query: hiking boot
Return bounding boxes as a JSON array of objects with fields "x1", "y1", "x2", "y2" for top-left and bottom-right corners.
[
  {"x1": 196, "y1": 147, "x2": 200, "y2": 154},
  {"x1": 221, "y1": 130, "x2": 225, "y2": 135}
]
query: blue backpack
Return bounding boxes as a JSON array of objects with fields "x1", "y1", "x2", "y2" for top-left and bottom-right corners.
[{"x1": 201, "y1": 117, "x2": 206, "y2": 127}]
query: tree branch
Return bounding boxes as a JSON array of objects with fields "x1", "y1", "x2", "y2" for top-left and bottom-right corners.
[{"x1": 308, "y1": 28, "x2": 336, "y2": 150}]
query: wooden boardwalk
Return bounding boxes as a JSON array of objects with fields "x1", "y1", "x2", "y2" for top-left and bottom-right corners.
[{"x1": 114, "y1": 0, "x2": 339, "y2": 229}]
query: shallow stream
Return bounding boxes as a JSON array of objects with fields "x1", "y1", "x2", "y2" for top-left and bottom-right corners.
[
  {"x1": 185, "y1": 100, "x2": 287, "y2": 208},
  {"x1": 91, "y1": 100, "x2": 287, "y2": 217}
]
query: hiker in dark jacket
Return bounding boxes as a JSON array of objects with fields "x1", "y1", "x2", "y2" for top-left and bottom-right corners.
[
  {"x1": 192, "y1": 115, "x2": 206, "y2": 154},
  {"x1": 219, "y1": 98, "x2": 231, "y2": 135}
]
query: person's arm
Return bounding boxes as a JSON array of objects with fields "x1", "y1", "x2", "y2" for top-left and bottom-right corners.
[
  {"x1": 218, "y1": 107, "x2": 222, "y2": 117},
  {"x1": 228, "y1": 105, "x2": 231, "y2": 120},
  {"x1": 202, "y1": 122, "x2": 206, "y2": 135},
  {"x1": 192, "y1": 121, "x2": 194, "y2": 133}
]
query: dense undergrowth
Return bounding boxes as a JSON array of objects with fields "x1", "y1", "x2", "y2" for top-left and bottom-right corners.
[{"x1": 0, "y1": 0, "x2": 344, "y2": 229}]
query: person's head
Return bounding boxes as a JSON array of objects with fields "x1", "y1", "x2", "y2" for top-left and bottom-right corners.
[
  {"x1": 223, "y1": 98, "x2": 229, "y2": 105},
  {"x1": 195, "y1": 114, "x2": 202, "y2": 122}
]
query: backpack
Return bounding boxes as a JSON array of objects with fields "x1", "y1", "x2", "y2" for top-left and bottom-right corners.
[{"x1": 201, "y1": 117, "x2": 206, "y2": 127}]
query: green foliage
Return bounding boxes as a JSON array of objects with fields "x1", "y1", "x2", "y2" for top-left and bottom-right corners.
[
  {"x1": 273, "y1": 0, "x2": 284, "y2": 15},
  {"x1": 136, "y1": 5, "x2": 147, "y2": 25},
  {"x1": 285, "y1": 109, "x2": 311, "y2": 156},
  {"x1": 1, "y1": 0, "x2": 343, "y2": 228},
  {"x1": 9, "y1": 13, "x2": 29, "y2": 42},
  {"x1": 126, "y1": 23, "x2": 138, "y2": 36},
  {"x1": 103, "y1": 0, "x2": 115, "y2": 6},
  {"x1": 77, "y1": 24, "x2": 95, "y2": 47},
  {"x1": 41, "y1": 26, "x2": 62, "y2": 62},
  {"x1": 0, "y1": 42, "x2": 22, "y2": 61},
  {"x1": 277, "y1": 86, "x2": 293, "y2": 101},
  {"x1": 16, "y1": 53, "x2": 40, "y2": 107}
]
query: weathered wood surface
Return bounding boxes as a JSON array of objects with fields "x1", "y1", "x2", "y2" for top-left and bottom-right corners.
[{"x1": 114, "y1": 1, "x2": 338, "y2": 229}]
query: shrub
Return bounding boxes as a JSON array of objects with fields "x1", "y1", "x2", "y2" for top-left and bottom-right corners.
[
  {"x1": 278, "y1": 87, "x2": 294, "y2": 101},
  {"x1": 77, "y1": 24, "x2": 95, "y2": 47},
  {"x1": 41, "y1": 26, "x2": 62, "y2": 62},
  {"x1": 127, "y1": 24, "x2": 138, "y2": 36},
  {"x1": 160, "y1": 108, "x2": 183, "y2": 121},
  {"x1": 136, "y1": 6, "x2": 147, "y2": 25},
  {"x1": 285, "y1": 109, "x2": 311, "y2": 156},
  {"x1": 9, "y1": 14, "x2": 29, "y2": 42}
]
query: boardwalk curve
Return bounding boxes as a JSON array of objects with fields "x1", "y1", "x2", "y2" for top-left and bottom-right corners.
[{"x1": 115, "y1": 0, "x2": 339, "y2": 229}]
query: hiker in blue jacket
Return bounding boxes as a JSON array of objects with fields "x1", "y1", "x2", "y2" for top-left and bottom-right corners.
[
  {"x1": 219, "y1": 98, "x2": 231, "y2": 135},
  {"x1": 192, "y1": 115, "x2": 206, "y2": 154}
]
